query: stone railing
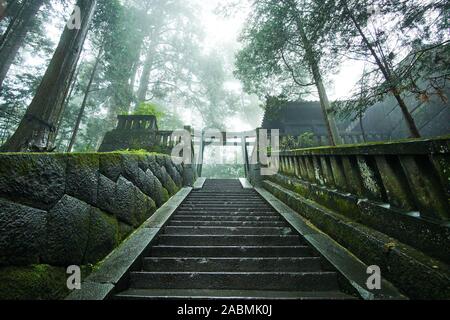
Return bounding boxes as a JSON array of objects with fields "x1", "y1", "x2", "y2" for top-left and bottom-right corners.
[
  {"x1": 157, "y1": 130, "x2": 181, "y2": 149},
  {"x1": 279, "y1": 132, "x2": 391, "y2": 149},
  {"x1": 264, "y1": 136, "x2": 450, "y2": 298},
  {"x1": 279, "y1": 137, "x2": 449, "y2": 223},
  {"x1": 116, "y1": 115, "x2": 158, "y2": 131}
]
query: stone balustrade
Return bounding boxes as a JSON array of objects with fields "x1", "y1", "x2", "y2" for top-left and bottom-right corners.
[
  {"x1": 279, "y1": 136, "x2": 449, "y2": 223},
  {"x1": 116, "y1": 115, "x2": 158, "y2": 131},
  {"x1": 262, "y1": 136, "x2": 450, "y2": 298}
]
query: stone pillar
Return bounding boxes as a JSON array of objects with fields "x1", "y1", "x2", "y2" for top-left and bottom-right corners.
[
  {"x1": 356, "y1": 156, "x2": 386, "y2": 201},
  {"x1": 303, "y1": 156, "x2": 316, "y2": 182},
  {"x1": 329, "y1": 156, "x2": 348, "y2": 192},
  {"x1": 375, "y1": 156, "x2": 415, "y2": 210},
  {"x1": 320, "y1": 156, "x2": 335, "y2": 188},
  {"x1": 400, "y1": 156, "x2": 449, "y2": 221},
  {"x1": 312, "y1": 156, "x2": 324, "y2": 185},
  {"x1": 297, "y1": 156, "x2": 308, "y2": 180},
  {"x1": 341, "y1": 156, "x2": 364, "y2": 197}
]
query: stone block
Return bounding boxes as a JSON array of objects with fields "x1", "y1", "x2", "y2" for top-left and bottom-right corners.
[
  {"x1": 99, "y1": 153, "x2": 123, "y2": 182},
  {"x1": 84, "y1": 208, "x2": 119, "y2": 264},
  {"x1": 97, "y1": 174, "x2": 118, "y2": 215},
  {"x1": 0, "y1": 199, "x2": 46, "y2": 266},
  {"x1": 144, "y1": 169, "x2": 169, "y2": 206},
  {"x1": 115, "y1": 176, "x2": 140, "y2": 227},
  {"x1": 0, "y1": 154, "x2": 66, "y2": 210},
  {"x1": 44, "y1": 195, "x2": 91, "y2": 266},
  {"x1": 66, "y1": 153, "x2": 100, "y2": 206}
]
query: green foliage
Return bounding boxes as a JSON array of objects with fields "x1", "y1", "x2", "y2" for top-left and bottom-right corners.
[
  {"x1": 316, "y1": 0, "x2": 449, "y2": 121},
  {"x1": 115, "y1": 149, "x2": 150, "y2": 154},
  {"x1": 235, "y1": 0, "x2": 331, "y2": 100},
  {"x1": 0, "y1": 265, "x2": 68, "y2": 300},
  {"x1": 281, "y1": 132, "x2": 316, "y2": 150},
  {"x1": 133, "y1": 102, "x2": 165, "y2": 120}
]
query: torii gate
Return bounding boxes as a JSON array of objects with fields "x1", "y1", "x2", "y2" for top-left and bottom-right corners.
[{"x1": 191, "y1": 130, "x2": 257, "y2": 177}]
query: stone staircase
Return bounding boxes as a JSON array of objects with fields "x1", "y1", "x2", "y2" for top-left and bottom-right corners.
[{"x1": 115, "y1": 179, "x2": 354, "y2": 299}]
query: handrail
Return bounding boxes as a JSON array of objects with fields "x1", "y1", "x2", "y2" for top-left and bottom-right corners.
[{"x1": 278, "y1": 136, "x2": 450, "y2": 222}]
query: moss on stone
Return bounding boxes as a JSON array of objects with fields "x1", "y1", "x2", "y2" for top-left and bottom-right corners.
[
  {"x1": 83, "y1": 209, "x2": 120, "y2": 264},
  {"x1": 282, "y1": 135, "x2": 450, "y2": 158},
  {"x1": 67, "y1": 153, "x2": 100, "y2": 167},
  {"x1": 161, "y1": 187, "x2": 170, "y2": 203},
  {"x1": 118, "y1": 222, "x2": 134, "y2": 241},
  {"x1": 263, "y1": 180, "x2": 450, "y2": 299},
  {"x1": 0, "y1": 265, "x2": 69, "y2": 300},
  {"x1": 290, "y1": 135, "x2": 450, "y2": 152}
]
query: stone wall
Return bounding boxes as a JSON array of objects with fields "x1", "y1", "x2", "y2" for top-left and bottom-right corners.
[{"x1": 0, "y1": 152, "x2": 196, "y2": 299}]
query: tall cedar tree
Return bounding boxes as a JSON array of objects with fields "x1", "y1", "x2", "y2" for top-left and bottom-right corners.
[
  {"x1": 1, "y1": 0, "x2": 96, "y2": 151},
  {"x1": 0, "y1": 0, "x2": 46, "y2": 90},
  {"x1": 235, "y1": 0, "x2": 342, "y2": 145},
  {"x1": 317, "y1": 0, "x2": 448, "y2": 138}
]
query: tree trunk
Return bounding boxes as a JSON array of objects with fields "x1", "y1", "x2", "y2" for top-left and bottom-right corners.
[
  {"x1": 67, "y1": 44, "x2": 103, "y2": 152},
  {"x1": 343, "y1": 3, "x2": 421, "y2": 138},
  {"x1": 126, "y1": 44, "x2": 143, "y2": 112},
  {"x1": 52, "y1": 60, "x2": 82, "y2": 143},
  {"x1": 136, "y1": 47, "x2": 154, "y2": 103},
  {"x1": 0, "y1": 0, "x2": 44, "y2": 91},
  {"x1": 0, "y1": 0, "x2": 97, "y2": 152},
  {"x1": 0, "y1": 0, "x2": 9, "y2": 22},
  {"x1": 359, "y1": 112, "x2": 367, "y2": 142},
  {"x1": 0, "y1": 0, "x2": 22, "y2": 48},
  {"x1": 287, "y1": 0, "x2": 341, "y2": 146}
]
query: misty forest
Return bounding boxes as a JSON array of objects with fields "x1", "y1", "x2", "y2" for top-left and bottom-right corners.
[{"x1": 0, "y1": 0, "x2": 448, "y2": 156}]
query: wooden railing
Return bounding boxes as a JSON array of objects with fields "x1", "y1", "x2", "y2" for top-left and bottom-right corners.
[{"x1": 278, "y1": 136, "x2": 450, "y2": 222}]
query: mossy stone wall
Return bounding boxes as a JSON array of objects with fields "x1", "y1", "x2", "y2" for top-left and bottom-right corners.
[{"x1": 0, "y1": 152, "x2": 196, "y2": 299}]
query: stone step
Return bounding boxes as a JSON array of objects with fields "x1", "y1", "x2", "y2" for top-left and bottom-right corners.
[
  {"x1": 168, "y1": 220, "x2": 288, "y2": 227},
  {"x1": 182, "y1": 203, "x2": 269, "y2": 207},
  {"x1": 183, "y1": 200, "x2": 267, "y2": 204},
  {"x1": 115, "y1": 288, "x2": 354, "y2": 300},
  {"x1": 143, "y1": 257, "x2": 322, "y2": 272},
  {"x1": 149, "y1": 246, "x2": 314, "y2": 257},
  {"x1": 170, "y1": 215, "x2": 281, "y2": 221},
  {"x1": 112, "y1": 179, "x2": 354, "y2": 300},
  {"x1": 187, "y1": 194, "x2": 260, "y2": 197},
  {"x1": 180, "y1": 205, "x2": 273, "y2": 209},
  {"x1": 175, "y1": 211, "x2": 278, "y2": 216},
  {"x1": 186, "y1": 196, "x2": 262, "y2": 200},
  {"x1": 157, "y1": 235, "x2": 304, "y2": 246},
  {"x1": 189, "y1": 190, "x2": 257, "y2": 197},
  {"x1": 163, "y1": 226, "x2": 295, "y2": 236},
  {"x1": 129, "y1": 272, "x2": 339, "y2": 291}
]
